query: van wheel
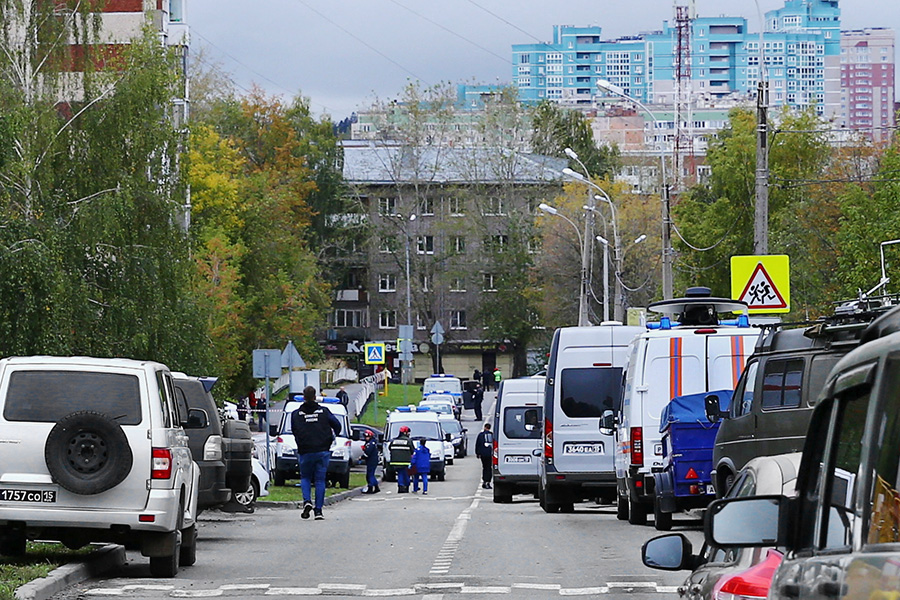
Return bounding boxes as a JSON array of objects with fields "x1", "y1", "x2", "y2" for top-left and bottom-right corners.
[
  {"x1": 492, "y1": 484, "x2": 512, "y2": 504},
  {"x1": 178, "y1": 524, "x2": 197, "y2": 567},
  {"x1": 616, "y1": 495, "x2": 629, "y2": 521},
  {"x1": 437, "y1": 471, "x2": 445, "y2": 482},
  {"x1": 44, "y1": 411, "x2": 133, "y2": 495},
  {"x1": 0, "y1": 529, "x2": 26, "y2": 557},
  {"x1": 232, "y1": 477, "x2": 259, "y2": 509},
  {"x1": 339, "y1": 470, "x2": 350, "y2": 489},
  {"x1": 560, "y1": 502, "x2": 575, "y2": 513},
  {"x1": 654, "y1": 498, "x2": 673, "y2": 531},
  {"x1": 274, "y1": 470, "x2": 286, "y2": 486},
  {"x1": 384, "y1": 468, "x2": 396, "y2": 482},
  {"x1": 628, "y1": 498, "x2": 648, "y2": 525}
]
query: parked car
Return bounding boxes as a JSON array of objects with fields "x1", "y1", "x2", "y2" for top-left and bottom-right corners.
[
  {"x1": 420, "y1": 394, "x2": 459, "y2": 420},
  {"x1": 229, "y1": 456, "x2": 270, "y2": 511},
  {"x1": 422, "y1": 374, "x2": 463, "y2": 410},
  {"x1": 493, "y1": 377, "x2": 544, "y2": 504},
  {"x1": 172, "y1": 373, "x2": 253, "y2": 513},
  {"x1": 349, "y1": 424, "x2": 383, "y2": 466},
  {"x1": 440, "y1": 419, "x2": 468, "y2": 458},
  {"x1": 611, "y1": 288, "x2": 757, "y2": 525},
  {"x1": 704, "y1": 305, "x2": 900, "y2": 600},
  {"x1": 540, "y1": 322, "x2": 644, "y2": 513},
  {"x1": 711, "y1": 298, "x2": 895, "y2": 495},
  {"x1": 642, "y1": 452, "x2": 800, "y2": 600},
  {"x1": 273, "y1": 397, "x2": 352, "y2": 488},
  {"x1": 0, "y1": 356, "x2": 200, "y2": 577}
]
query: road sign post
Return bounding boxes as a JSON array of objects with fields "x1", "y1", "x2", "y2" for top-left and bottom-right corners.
[
  {"x1": 731, "y1": 255, "x2": 790, "y2": 314},
  {"x1": 430, "y1": 321, "x2": 445, "y2": 374},
  {"x1": 252, "y1": 349, "x2": 281, "y2": 479}
]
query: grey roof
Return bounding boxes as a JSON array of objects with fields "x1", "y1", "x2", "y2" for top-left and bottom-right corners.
[{"x1": 342, "y1": 143, "x2": 568, "y2": 186}]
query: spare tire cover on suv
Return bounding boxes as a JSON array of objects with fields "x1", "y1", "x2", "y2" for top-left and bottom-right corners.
[{"x1": 44, "y1": 411, "x2": 133, "y2": 495}]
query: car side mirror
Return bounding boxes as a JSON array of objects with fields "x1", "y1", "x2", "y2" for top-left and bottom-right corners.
[
  {"x1": 185, "y1": 408, "x2": 208, "y2": 429},
  {"x1": 461, "y1": 428, "x2": 467, "y2": 433},
  {"x1": 351, "y1": 430, "x2": 361, "y2": 441},
  {"x1": 445, "y1": 433, "x2": 452, "y2": 442},
  {"x1": 704, "y1": 394, "x2": 728, "y2": 423},
  {"x1": 269, "y1": 424, "x2": 279, "y2": 437},
  {"x1": 599, "y1": 410, "x2": 617, "y2": 434},
  {"x1": 706, "y1": 495, "x2": 791, "y2": 547},
  {"x1": 642, "y1": 534, "x2": 694, "y2": 571}
]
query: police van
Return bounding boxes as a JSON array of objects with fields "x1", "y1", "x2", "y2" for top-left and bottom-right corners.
[
  {"x1": 422, "y1": 374, "x2": 463, "y2": 412},
  {"x1": 382, "y1": 406, "x2": 447, "y2": 481},
  {"x1": 609, "y1": 288, "x2": 758, "y2": 525},
  {"x1": 492, "y1": 376, "x2": 544, "y2": 503},
  {"x1": 273, "y1": 397, "x2": 352, "y2": 488},
  {"x1": 539, "y1": 323, "x2": 644, "y2": 513}
]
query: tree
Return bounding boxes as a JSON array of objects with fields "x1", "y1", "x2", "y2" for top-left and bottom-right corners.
[{"x1": 531, "y1": 100, "x2": 620, "y2": 178}]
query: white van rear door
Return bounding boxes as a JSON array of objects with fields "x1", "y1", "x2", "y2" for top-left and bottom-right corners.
[
  {"x1": 498, "y1": 400, "x2": 542, "y2": 477},
  {"x1": 707, "y1": 333, "x2": 757, "y2": 391}
]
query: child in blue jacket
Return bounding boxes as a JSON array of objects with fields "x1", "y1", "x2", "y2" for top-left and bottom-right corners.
[{"x1": 410, "y1": 439, "x2": 431, "y2": 494}]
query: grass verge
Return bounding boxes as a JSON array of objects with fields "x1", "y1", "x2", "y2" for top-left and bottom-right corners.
[
  {"x1": 355, "y1": 384, "x2": 421, "y2": 428},
  {"x1": 0, "y1": 543, "x2": 92, "y2": 600},
  {"x1": 264, "y1": 472, "x2": 369, "y2": 502}
]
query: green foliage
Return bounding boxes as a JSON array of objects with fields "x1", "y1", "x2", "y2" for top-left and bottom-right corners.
[{"x1": 531, "y1": 100, "x2": 619, "y2": 178}]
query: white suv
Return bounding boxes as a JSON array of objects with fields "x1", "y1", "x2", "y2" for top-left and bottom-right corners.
[{"x1": 0, "y1": 356, "x2": 200, "y2": 577}]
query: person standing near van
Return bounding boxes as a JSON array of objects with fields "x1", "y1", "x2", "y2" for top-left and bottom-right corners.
[
  {"x1": 493, "y1": 367, "x2": 502, "y2": 391},
  {"x1": 389, "y1": 426, "x2": 415, "y2": 493},
  {"x1": 473, "y1": 382, "x2": 484, "y2": 421},
  {"x1": 361, "y1": 430, "x2": 380, "y2": 494},
  {"x1": 291, "y1": 386, "x2": 342, "y2": 520},
  {"x1": 410, "y1": 439, "x2": 431, "y2": 494},
  {"x1": 475, "y1": 423, "x2": 494, "y2": 489}
]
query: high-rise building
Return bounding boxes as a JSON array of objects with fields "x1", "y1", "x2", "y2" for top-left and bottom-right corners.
[{"x1": 840, "y1": 28, "x2": 896, "y2": 142}]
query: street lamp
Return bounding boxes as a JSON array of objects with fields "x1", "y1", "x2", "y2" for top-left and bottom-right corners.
[
  {"x1": 561, "y1": 147, "x2": 597, "y2": 327},
  {"x1": 596, "y1": 233, "x2": 647, "y2": 323},
  {"x1": 395, "y1": 213, "x2": 417, "y2": 386},
  {"x1": 596, "y1": 78, "x2": 673, "y2": 300},
  {"x1": 538, "y1": 202, "x2": 589, "y2": 326}
]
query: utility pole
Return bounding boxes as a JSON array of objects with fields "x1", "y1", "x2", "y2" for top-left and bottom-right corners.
[
  {"x1": 579, "y1": 191, "x2": 595, "y2": 327},
  {"x1": 754, "y1": 79, "x2": 770, "y2": 255}
]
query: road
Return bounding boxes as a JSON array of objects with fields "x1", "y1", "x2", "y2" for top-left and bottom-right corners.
[{"x1": 52, "y1": 394, "x2": 703, "y2": 599}]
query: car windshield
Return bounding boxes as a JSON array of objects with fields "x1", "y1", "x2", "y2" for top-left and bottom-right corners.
[
  {"x1": 441, "y1": 420, "x2": 462, "y2": 435},
  {"x1": 389, "y1": 420, "x2": 442, "y2": 440},
  {"x1": 420, "y1": 402, "x2": 453, "y2": 414},
  {"x1": 281, "y1": 406, "x2": 348, "y2": 437}
]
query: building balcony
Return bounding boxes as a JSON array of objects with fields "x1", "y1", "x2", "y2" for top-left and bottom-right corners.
[{"x1": 335, "y1": 289, "x2": 369, "y2": 303}]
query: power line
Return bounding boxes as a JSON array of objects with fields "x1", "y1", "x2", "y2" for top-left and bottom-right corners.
[
  {"x1": 293, "y1": 0, "x2": 429, "y2": 84},
  {"x1": 386, "y1": 0, "x2": 512, "y2": 66},
  {"x1": 191, "y1": 29, "x2": 297, "y2": 98}
]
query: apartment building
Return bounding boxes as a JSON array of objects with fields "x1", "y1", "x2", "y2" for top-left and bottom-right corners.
[{"x1": 840, "y1": 28, "x2": 896, "y2": 143}]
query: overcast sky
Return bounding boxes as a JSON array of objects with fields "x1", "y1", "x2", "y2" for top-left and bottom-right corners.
[{"x1": 189, "y1": 0, "x2": 897, "y2": 120}]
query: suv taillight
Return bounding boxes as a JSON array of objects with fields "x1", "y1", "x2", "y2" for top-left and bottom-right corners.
[
  {"x1": 544, "y1": 418, "x2": 553, "y2": 460},
  {"x1": 492, "y1": 438, "x2": 498, "y2": 467},
  {"x1": 152, "y1": 448, "x2": 173, "y2": 479},
  {"x1": 630, "y1": 427, "x2": 643, "y2": 467},
  {"x1": 203, "y1": 435, "x2": 223, "y2": 461}
]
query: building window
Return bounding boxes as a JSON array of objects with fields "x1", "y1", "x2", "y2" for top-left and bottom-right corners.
[
  {"x1": 528, "y1": 238, "x2": 542, "y2": 254},
  {"x1": 450, "y1": 310, "x2": 467, "y2": 330},
  {"x1": 416, "y1": 311, "x2": 435, "y2": 330},
  {"x1": 379, "y1": 236, "x2": 398, "y2": 253},
  {"x1": 378, "y1": 197, "x2": 397, "y2": 216},
  {"x1": 483, "y1": 197, "x2": 504, "y2": 216},
  {"x1": 452, "y1": 236, "x2": 466, "y2": 253},
  {"x1": 379, "y1": 311, "x2": 396, "y2": 329},
  {"x1": 450, "y1": 277, "x2": 466, "y2": 292},
  {"x1": 334, "y1": 309, "x2": 365, "y2": 328},
  {"x1": 419, "y1": 198, "x2": 435, "y2": 216},
  {"x1": 483, "y1": 273, "x2": 497, "y2": 292},
  {"x1": 483, "y1": 235, "x2": 509, "y2": 252},
  {"x1": 520, "y1": 54, "x2": 530, "y2": 64},
  {"x1": 378, "y1": 273, "x2": 397, "y2": 292},
  {"x1": 447, "y1": 197, "x2": 465, "y2": 216},
  {"x1": 416, "y1": 236, "x2": 434, "y2": 255}
]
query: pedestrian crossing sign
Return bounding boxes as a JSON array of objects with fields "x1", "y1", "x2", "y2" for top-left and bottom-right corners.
[
  {"x1": 364, "y1": 343, "x2": 386, "y2": 365},
  {"x1": 731, "y1": 255, "x2": 790, "y2": 314}
]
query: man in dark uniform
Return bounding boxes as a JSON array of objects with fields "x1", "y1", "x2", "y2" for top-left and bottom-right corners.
[
  {"x1": 473, "y1": 382, "x2": 484, "y2": 421},
  {"x1": 361, "y1": 430, "x2": 380, "y2": 494},
  {"x1": 475, "y1": 422, "x2": 494, "y2": 489},
  {"x1": 291, "y1": 386, "x2": 341, "y2": 520}
]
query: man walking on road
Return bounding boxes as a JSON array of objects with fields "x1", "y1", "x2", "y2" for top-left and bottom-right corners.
[
  {"x1": 291, "y1": 386, "x2": 341, "y2": 519},
  {"x1": 475, "y1": 423, "x2": 494, "y2": 489}
]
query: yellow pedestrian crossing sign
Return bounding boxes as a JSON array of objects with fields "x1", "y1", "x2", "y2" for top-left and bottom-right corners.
[
  {"x1": 364, "y1": 343, "x2": 386, "y2": 365},
  {"x1": 731, "y1": 255, "x2": 790, "y2": 314}
]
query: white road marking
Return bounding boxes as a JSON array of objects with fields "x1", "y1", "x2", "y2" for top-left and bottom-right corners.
[
  {"x1": 559, "y1": 587, "x2": 607, "y2": 596},
  {"x1": 460, "y1": 586, "x2": 512, "y2": 594},
  {"x1": 220, "y1": 584, "x2": 270, "y2": 590},
  {"x1": 361, "y1": 588, "x2": 417, "y2": 597},
  {"x1": 170, "y1": 591, "x2": 223, "y2": 598},
  {"x1": 512, "y1": 583, "x2": 563, "y2": 590},
  {"x1": 265, "y1": 588, "x2": 321, "y2": 595}
]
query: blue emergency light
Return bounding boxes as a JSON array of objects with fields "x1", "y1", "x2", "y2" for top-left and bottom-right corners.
[
  {"x1": 395, "y1": 405, "x2": 431, "y2": 413},
  {"x1": 321, "y1": 397, "x2": 341, "y2": 404}
]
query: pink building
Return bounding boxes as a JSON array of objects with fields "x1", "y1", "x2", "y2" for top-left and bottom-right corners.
[{"x1": 840, "y1": 28, "x2": 896, "y2": 143}]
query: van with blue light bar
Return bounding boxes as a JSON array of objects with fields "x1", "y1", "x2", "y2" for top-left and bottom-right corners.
[
  {"x1": 382, "y1": 407, "x2": 447, "y2": 481},
  {"x1": 607, "y1": 287, "x2": 758, "y2": 527},
  {"x1": 422, "y1": 374, "x2": 463, "y2": 410},
  {"x1": 272, "y1": 397, "x2": 352, "y2": 488}
]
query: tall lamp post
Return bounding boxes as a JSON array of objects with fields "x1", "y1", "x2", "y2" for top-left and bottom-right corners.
[
  {"x1": 596, "y1": 79, "x2": 673, "y2": 300},
  {"x1": 538, "y1": 202, "x2": 589, "y2": 326},
  {"x1": 563, "y1": 148, "x2": 596, "y2": 327},
  {"x1": 396, "y1": 213, "x2": 417, "y2": 386}
]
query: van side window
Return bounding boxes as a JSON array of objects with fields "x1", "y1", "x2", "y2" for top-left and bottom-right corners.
[
  {"x1": 866, "y1": 355, "x2": 900, "y2": 546},
  {"x1": 820, "y1": 388, "x2": 869, "y2": 549},
  {"x1": 560, "y1": 367, "x2": 623, "y2": 418},
  {"x1": 155, "y1": 371, "x2": 172, "y2": 428},
  {"x1": 761, "y1": 359, "x2": 804, "y2": 410},
  {"x1": 808, "y1": 354, "x2": 843, "y2": 407},
  {"x1": 732, "y1": 361, "x2": 758, "y2": 417},
  {"x1": 504, "y1": 407, "x2": 543, "y2": 439}
]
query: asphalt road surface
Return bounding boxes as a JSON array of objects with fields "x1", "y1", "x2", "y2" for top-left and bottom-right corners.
[{"x1": 51, "y1": 394, "x2": 703, "y2": 599}]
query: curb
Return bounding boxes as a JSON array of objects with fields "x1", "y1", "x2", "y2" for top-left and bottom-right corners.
[
  {"x1": 256, "y1": 481, "x2": 375, "y2": 509},
  {"x1": 15, "y1": 544, "x2": 125, "y2": 600}
]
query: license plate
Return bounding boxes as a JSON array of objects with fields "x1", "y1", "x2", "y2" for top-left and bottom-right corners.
[
  {"x1": 504, "y1": 455, "x2": 531, "y2": 464},
  {"x1": 0, "y1": 488, "x2": 57, "y2": 503},
  {"x1": 563, "y1": 443, "x2": 604, "y2": 455},
  {"x1": 706, "y1": 484, "x2": 716, "y2": 495}
]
